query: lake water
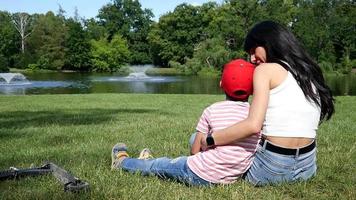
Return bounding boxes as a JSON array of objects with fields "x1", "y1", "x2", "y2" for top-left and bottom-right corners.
[{"x1": 0, "y1": 72, "x2": 355, "y2": 96}]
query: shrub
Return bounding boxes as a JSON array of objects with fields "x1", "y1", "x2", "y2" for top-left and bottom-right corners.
[
  {"x1": 319, "y1": 61, "x2": 334, "y2": 73},
  {"x1": 0, "y1": 54, "x2": 9, "y2": 72},
  {"x1": 90, "y1": 34, "x2": 131, "y2": 72}
]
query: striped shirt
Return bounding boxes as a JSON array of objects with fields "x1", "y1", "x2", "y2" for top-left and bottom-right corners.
[{"x1": 187, "y1": 100, "x2": 260, "y2": 184}]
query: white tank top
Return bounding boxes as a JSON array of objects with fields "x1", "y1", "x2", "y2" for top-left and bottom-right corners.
[{"x1": 262, "y1": 71, "x2": 321, "y2": 138}]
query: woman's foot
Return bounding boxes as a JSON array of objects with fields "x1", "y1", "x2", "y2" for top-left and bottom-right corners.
[
  {"x1": 138, "y1": 148, "x2": 153, "y2": 159},
  {"x1": 111, "y1": 143, "x2": 129, "y2": 170}
]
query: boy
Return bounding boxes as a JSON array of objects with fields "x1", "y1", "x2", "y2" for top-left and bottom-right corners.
[{"x1": 111, "y1": 59, "x2": 260, "y2": 186}]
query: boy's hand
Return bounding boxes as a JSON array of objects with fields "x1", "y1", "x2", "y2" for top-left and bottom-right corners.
[
  {"x1": 200, "y1": 133, "x2": 208, "y2": 151},
  {"x1": 190, "y1": 132, "x2": 204, "y2": 155}
]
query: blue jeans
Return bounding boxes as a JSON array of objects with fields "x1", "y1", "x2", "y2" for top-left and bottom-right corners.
[
  {"x1": 121, "y1": 156, "x2": 211, "y2": 186},
  {"x1": 244, "y1": 140, "x2": 317, "y2": 186}
]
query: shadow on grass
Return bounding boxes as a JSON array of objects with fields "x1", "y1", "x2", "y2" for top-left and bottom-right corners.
[{"x1": 0, "y1": 108, "x2": 159, "y2": 130}]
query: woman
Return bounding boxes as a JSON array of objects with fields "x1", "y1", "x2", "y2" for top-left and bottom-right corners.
[{"x1": 200, "y1": 21, "x2": 334, "y2": 186}]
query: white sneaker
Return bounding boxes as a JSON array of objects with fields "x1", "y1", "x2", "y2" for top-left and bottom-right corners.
[{"x1": 111, "y1": 143, "x2": 129, "y2": 170}]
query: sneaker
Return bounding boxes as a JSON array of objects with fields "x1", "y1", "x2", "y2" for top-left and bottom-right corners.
[
  {"x1": 111, "y1": 143, "x2": 129, "y2": 170},
  {"x1": 138, "y1": 148, "x2": 153, "y2": 159}
]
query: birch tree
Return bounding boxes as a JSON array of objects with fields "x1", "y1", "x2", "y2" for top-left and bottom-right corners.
[{"x1": 12, "y1": 12, "x2": 32, "y2": 53}]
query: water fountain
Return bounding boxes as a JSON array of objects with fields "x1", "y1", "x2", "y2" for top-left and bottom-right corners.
[
  {"x1": 102, "y1": 65, "x2": 171, "y2": 82},
  {"x1": 0, "y1": 72, "x2": 80, "y2": 95},
  {"x1": 89, "y1": 65, "x2": 182, "y2": 93},
  {"x1": 124, "y1": 65, "x2": 152, "y2": 80},
  {"x1": 0, "y1": 73, "x2": 31, "y2": 85}
]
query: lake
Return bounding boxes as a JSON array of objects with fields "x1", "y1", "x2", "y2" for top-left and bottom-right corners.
[{"x1": 0, "y1": 71, "x2": 355, "y2": 96}]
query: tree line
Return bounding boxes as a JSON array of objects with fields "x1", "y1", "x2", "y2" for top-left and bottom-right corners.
[{"x1": 0, "y1": 0, "x2": 354, "y2": 74}]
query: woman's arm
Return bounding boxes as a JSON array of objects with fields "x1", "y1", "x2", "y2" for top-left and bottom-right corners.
[{"x1": 201, "y1": 64, "x2": 273, "y2": 148}]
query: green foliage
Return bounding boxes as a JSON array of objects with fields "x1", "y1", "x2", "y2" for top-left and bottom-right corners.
[
  {"x1": 97, "y1": 0, "x2": 153, "y2": 64},
  {"x1": 336, "y1": 56, "x2": 355, "y2": 74},
  {"x1": 13, "y1": 52, "x2": 36, "y2": 69},
  {"x1": 197, "y1": 67, "x2": 220, "y2": 77},
  {"x1": 145, "y1": 67, "x2": 182, "y2": 76},
  {"x1": 90, "y1": 34, "x2": 130, "y2": 72},
  {"x1": 259, "y1": 0, "x2": 297, "y2": 26},
  {"x1": 64, "y1": 19, "x2": 92, "y2": 71},
  {"x1": 149, "y1": 3, "x2": 216, "y2": 66},
  {"x1": 0, "y1": 0, "x2": 354, "y2": 73},
  {"x1": 319, "y1": 61, "x2": 334, "y2": 73},
  {"x1": 209, "y1": 0, "x2": 262, "y2": 48},
  {"x1": 85, "y1": 18, "x2": 107, "y2": 40},
  {"x1": 292, "y1": 0, "x2": 355, "y2": 73},
  {"x1": 27, "y1": 11, "x2": 67, "y2": 70},
  {"x1": 27, "y1": 63, "x2": 41, "y2": 71},
  {"x1": 179, "y1": 37, "x2": 246, "y2": 75},
  {"x1": 188, "y1": 38, "x2": 227, "y2": 74},
  {"x1": 0, "y1": 11, "x2": 20, "y2": 69},
  {"x1": 0, "y1": 54, "x2": 9, "y2": 72}
]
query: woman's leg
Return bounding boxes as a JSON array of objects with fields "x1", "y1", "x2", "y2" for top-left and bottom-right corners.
[
  {"x1": 120, "y1": 156, "x2": 210, "y2": 186},
  {"x1": 244, "y1": 143, "x2": 317, "y2": 186},
  {"x1": 292, "y1": 148, "x2": 317, "y2": 181}
]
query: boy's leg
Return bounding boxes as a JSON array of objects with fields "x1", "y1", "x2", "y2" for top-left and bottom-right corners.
[{"x1": 120, "y1": 156, "x2": 210, "y2": 186}]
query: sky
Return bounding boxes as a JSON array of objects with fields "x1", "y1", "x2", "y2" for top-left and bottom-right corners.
[{"x1": 0, "y1": 0, "x2": 222, "y2": 21}]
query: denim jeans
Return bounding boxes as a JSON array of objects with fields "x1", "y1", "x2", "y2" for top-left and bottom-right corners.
[
  {"x1": 121, "y1": 156, "x2": 211, "y2": 186},
  {"x1": 244, "y1": 140, "x2": 317, "y2": 186}
]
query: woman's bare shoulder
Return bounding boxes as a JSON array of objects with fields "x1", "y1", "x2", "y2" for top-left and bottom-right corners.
[
  {"x1": 254, "y1": 63, "x2": 288, "y2": 88},
  {"x1": 255, "y1": 63, "x2": 287, "y2": 73}
]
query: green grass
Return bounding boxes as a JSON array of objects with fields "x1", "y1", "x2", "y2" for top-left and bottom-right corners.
[{"x1": 0, "y1": 94, "x2": 354, "y2": 200}]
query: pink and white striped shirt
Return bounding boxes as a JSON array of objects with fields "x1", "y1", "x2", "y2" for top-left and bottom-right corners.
[{"x1": 187, "y1": 100, "x2": 260, "y2": 184}]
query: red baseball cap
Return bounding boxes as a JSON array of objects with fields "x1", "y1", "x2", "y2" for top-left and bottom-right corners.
[{"x1": 221, "y1": 59, "x2": 255, "y2": 100}]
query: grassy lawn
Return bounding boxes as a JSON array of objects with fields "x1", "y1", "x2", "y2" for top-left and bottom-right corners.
[{"x1": 0, "y1": 94, "x2": 354, "y2": 199}]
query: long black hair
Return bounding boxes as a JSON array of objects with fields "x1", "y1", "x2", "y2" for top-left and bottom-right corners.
[{"x1": 244, "y1": 21, "x2": 334, "y2": 121}]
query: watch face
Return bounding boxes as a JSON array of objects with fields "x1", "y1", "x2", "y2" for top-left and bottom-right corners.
[{"x1": 206, "y1": 135, "x2": 215, "y2": 146}]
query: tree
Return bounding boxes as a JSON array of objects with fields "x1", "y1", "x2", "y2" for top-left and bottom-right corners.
[
  {"x1": 329, "y1": 0, "x2": 356, "y2": 73},
  {"x1": 292, "y1": 0, "x2": 355, "y2": 73},
  {"x1": 178, "y1": 37, "x2": 238, "y2": 75},
  {"x1": 64, "y1": 18, "x2": 92, "y2": 71},
  {"x1": 27, "y1": 11, "x2": 67, "y2": 70},
  {"x1": 90, "y1": 34, "x2": 130, "y2": 72},
  {"x1": 97, "y1": 0, "x2": 154, "y2": 64},
  {"x1": 148, "y1": 3, "x2": 211, "y2": 66},
  {"x1": 0, "y1": 11, "x2": 19, "y2": 71},
  {"x1": 258, "y1": 0, "x2": 297, "y2": 26},
  {"x1": 12, "y1": 12, "x2": 32, "y2": 53},
  {"x1": 292, "y1": 0, "x2": 332, "y2": 61},
  {"x1": 84, "y1": 18, "x2": 107, "y2": 40}
]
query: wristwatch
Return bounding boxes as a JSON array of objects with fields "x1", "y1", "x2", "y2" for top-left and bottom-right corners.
[{"x1": 206, "y1": 133, "x2": 215, "y2": 147}]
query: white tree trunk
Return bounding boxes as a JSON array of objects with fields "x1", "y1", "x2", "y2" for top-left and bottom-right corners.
[{"x1": 12, "y1": 13, "x2": 32, "y2": 54}]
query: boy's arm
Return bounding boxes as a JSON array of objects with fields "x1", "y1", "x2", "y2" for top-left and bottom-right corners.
[
  {"x1": 191, "y1": 132, "x2": 204, "y2": 155},
  {"x1": 191, "y1": 106, "x2": 211, "y2": 155}
]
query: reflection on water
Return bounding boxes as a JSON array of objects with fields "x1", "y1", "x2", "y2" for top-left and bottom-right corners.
[
  {"x1": 324, "y1": 74, "x2": 356, "y2": 96},
  {"x1": 0, "y1": 81, "x2": 86, "y2": 95},
  {"x1": 0, "y1": 71, "x2": 355, "y2": 96}
]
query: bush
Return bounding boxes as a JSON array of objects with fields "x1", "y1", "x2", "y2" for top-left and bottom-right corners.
[
  {"x1": 90, "y1": 34, "x2": 131, "y2": 72},
  {"x1": 27, "y1": 63, "x2": 41, "y2": 71},
  {"x1": 13, "y1": 53, "x2": 35, "y2": 69},
  {"x1": 319, "y1": 61, "x2": 334, "y2": 73},
  {"x1": 337, "y1": 56, "x2": 354, "y2": 74},
  {"x1": 197, "y1": 67, "x2": 220, "y2": 77},
  {"x1": 0, "y1": 54, "x2": 9, "y2": 72},
  {"x1": 168, "y1": 60, "x2": 185, "y2": 72},
  {"x1": 178, "y1": 38, "x2": 247, "y2": 75}
]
